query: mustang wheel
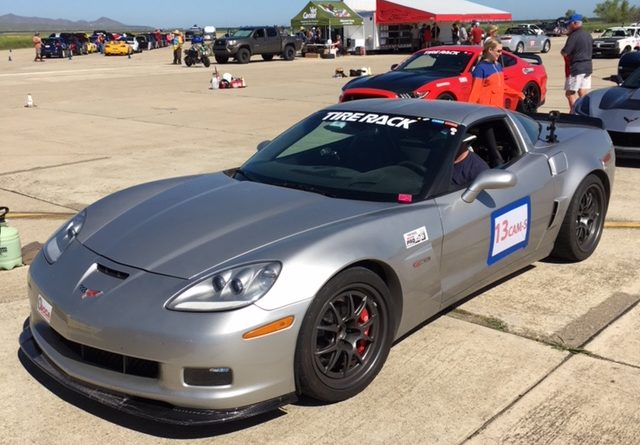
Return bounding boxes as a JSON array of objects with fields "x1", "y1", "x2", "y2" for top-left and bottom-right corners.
[
  {"x1": 517, "y1": 82, "x2": 541, "y2": 113},
  {"x1": 295, "y1": 267, "x2": 394, "y2": 402},
  {"x1": 436, "y1": 93, "x2": 455, "y2": 101},
  {"x1": 542, "y1": 40, "x2": 551, "y2": 53},
  {"x1": 551, "y1": 174, "x2": 607, "y2": 262}
]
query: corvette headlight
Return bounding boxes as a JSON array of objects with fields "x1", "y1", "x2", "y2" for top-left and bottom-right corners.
[
  {"x1": 43, "y1": 210, "x2": 86, "y2": 264},
  {"x1": 166, "y1": 262, "x2": 282, "y2": 312}
]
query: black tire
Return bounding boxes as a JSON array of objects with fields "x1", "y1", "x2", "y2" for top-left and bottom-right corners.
[
  {"x1": 551, "y1": 174, "x2": 607, "y2": 262},
  {"x1": 517, "y1": 82, "x2": 541, "y2": 113},
  {"x1": 283, "y1": 45, "x2": 295, "y2": 61},
  {"x1": 436, "y1": 93, "x2": 456, "y2": 101},
  {"x1": 516, "y1": 42, "x2": 524, "y2": 54},
  {"x1": 295, "y1": 267, "x2": 394, "y2": 402},
  {"x1": 236, "y1": 47, "x2": 251, "y2": 64},
  {"x1": 262, "y1": 53, "x2": 274, "y2": 61},
  {"x1": 541, "y1": 40, "x2": 551, "y2": 53},
  {"x1": 202, "y1": 56, "x2": 211, "y2": 67},
  {"x1": 215, "y1": 55, "x2": 229, "y2": 64},
  {"x1": 184, "y1": 56, "x2": 193, "y2": 67}
]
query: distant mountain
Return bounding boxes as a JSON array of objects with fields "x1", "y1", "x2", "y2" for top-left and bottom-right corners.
[{"x1": 0, "y1": 13, "x2": 153, "y2": 31}]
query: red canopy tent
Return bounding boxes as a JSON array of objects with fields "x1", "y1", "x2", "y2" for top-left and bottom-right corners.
[{"x1": 374, "y1": 0, "x2": 511, "y2": 24}]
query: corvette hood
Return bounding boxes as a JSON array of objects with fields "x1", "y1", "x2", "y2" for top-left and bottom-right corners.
[
  {"x1": 598, "y1": 86, "x2": 640, "y2": 110},
  {"x1": 80, "y1": 173, "x2": 390, "y2": 278},
  {"x1": 343, "y1": 70, "x2": 447, "y2": 93}
]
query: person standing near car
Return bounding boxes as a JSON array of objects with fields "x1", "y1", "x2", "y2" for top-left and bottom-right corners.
[
  {"x1": 484, "y1": 25, "x2": 498, "y2": 44},
  {"x1": 172, "y1": 30, "x2": 183, "y2": 64},
  {"x1": 32, "y1": 32, "x2": 43, "y2": 62},
  {"x1": 411, "y1": 24, "x2": 420, "y2": 52},
  {"x1": 458, "y1": 23, "x2": 469, "y2": 45},
  {"x1": 451, "y1": 22, "x2": 460, "y2": 44},
  {"x1": 561, "y1": 14, "x2": 593, "y2": 112},
  {"x1": 470, "y1": 22, "x2": 484, "y2": 45},
  {"x1": 422, "y1": 25, "x2": 432, "y2": 48},
  {"x1": 468, "y1": 39, "x2": 524, "y2": 107}
]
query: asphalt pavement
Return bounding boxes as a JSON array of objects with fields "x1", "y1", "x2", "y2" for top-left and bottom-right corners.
[{"x1": 1, "y1": 38, "x2": 639, "y2": 444}]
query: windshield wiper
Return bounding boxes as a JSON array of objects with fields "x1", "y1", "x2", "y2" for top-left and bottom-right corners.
[
  {"x1": 276, "y1": 181, "x2": 337, "y2": 197},
  {"x1": 233, "y1": 168, "x2": 254, "y2": 181}
]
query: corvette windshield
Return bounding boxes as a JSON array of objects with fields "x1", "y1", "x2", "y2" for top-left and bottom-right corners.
[
  {"x1": 396, "y1": 50, "x2": 473, "y2": 75},
  {"x1": 504, "y1": 28, "x2": 528, "y2": 35},
  {"x1": 622, "y1": 67, "x2": 640, "y2": 88},
  {"x1": 239, "y1": 111, "x2": 458, "y2": 202}
]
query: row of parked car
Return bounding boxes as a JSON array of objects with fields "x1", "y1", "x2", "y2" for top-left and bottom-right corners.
[
  {"x1": 40, "y1": 30, "x2": 175, "y2": 58},
  {"x1": 495, "y1": 24, "x2": 640, "y2": 59}
]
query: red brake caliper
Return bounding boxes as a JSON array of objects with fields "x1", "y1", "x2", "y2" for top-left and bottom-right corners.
[{"x1": 356, "y1": 308, "x2": 370, "y2": 355}]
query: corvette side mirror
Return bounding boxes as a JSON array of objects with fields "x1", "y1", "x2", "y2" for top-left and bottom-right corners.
[{"x1": 462, "y1": 170, "x2": 517, "y2": 203}]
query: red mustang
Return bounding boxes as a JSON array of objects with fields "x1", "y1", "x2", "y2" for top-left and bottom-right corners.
[{"x1": 340, "y1": 45, "x2": 547, "y2": 112}]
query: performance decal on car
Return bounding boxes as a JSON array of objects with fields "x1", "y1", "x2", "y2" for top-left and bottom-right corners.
[
  {"x1": 403, "y1": 226, "x2": 428, "y2": 249},
  {"x1": 488, "y1": 196, "x2": 531, "y2": 265},
  {"x1": 37, "y1": 294, "x2": 52, "y2": 324}
]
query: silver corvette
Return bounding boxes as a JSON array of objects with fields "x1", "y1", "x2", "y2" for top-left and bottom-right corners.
[
  {"x1": 20, "y1": 100, "x2": 615, "y2": 425},
  {"x1": 499, "y1": 27, "x2": 551, "y2": 54},
  {"x1": 575, "y1": 67, "x2": 640, "y2": 158}
]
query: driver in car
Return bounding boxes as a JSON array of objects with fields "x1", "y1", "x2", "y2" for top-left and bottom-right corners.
[{"x1": 451, "y1": 134, "x2": 489, "y2": 187}]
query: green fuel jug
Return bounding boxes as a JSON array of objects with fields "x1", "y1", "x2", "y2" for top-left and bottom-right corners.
[{"x1": 0, "y1": 207, "x2": 22, "y2": 270}]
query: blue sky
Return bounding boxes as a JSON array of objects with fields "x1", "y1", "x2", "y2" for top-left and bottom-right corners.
[{"x1": 0, "y1": 1, "x2": 602, "y2": 28}]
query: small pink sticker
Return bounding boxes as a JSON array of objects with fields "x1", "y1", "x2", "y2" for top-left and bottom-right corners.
[{"x1": 398, "y1": 194, "x2": 413, "y2": 203}]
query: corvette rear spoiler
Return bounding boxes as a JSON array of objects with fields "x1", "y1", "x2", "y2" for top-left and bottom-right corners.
[{"x1": 527, "y1": 111, "x2": 604, "y2": 142}]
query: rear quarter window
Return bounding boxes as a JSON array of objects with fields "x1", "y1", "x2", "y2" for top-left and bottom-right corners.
[{"x1": 511, "y1": 113, "x2": 541, "y2": 145}]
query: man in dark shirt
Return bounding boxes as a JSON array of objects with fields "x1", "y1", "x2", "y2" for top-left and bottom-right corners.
[
  {"x1": 451, "y1": 135, "x2": 489, "y2": 187},
  {"x1": 561, "y1": 14, "x2": 593, "y2": 112}
]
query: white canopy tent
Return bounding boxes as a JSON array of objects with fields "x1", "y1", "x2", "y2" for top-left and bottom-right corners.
[{"x1": 343, "y1": 0, "x2": 511, "y2": 51}]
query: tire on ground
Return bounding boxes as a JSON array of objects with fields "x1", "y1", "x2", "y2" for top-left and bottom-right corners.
[
  {"x1": 550, "y1": 174, "x2": 608, "y2": 262},
  {"x1": 295, "y1": 267, "x2": 395, "y2": 402}
]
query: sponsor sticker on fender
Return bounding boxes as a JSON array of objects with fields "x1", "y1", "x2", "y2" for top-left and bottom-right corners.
[
  {"x1": 404, "y1": 226, "x2": 428, "y2": 249},
  {"x1": 37, "y1": 294, "x2": 52, "y2": 324},
  {"x1": 488, "y1": 197, "x2": 530, "y2": 265}
]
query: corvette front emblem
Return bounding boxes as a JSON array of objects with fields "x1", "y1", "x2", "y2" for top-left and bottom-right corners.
[
  {"x1": 79, "y1": 284, "x2": 103, "y2": 299},
  {"x1": 624, "y1": 116, "x2": 639, "y2": 123}
]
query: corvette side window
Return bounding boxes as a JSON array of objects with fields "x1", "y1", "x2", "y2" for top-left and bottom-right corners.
[
  {"x1": 511, "y1": 113, "x2": 541, "y2": 144},
  {"x1": 464, "y1": 119, "x2": 522, "y2": 168}
]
